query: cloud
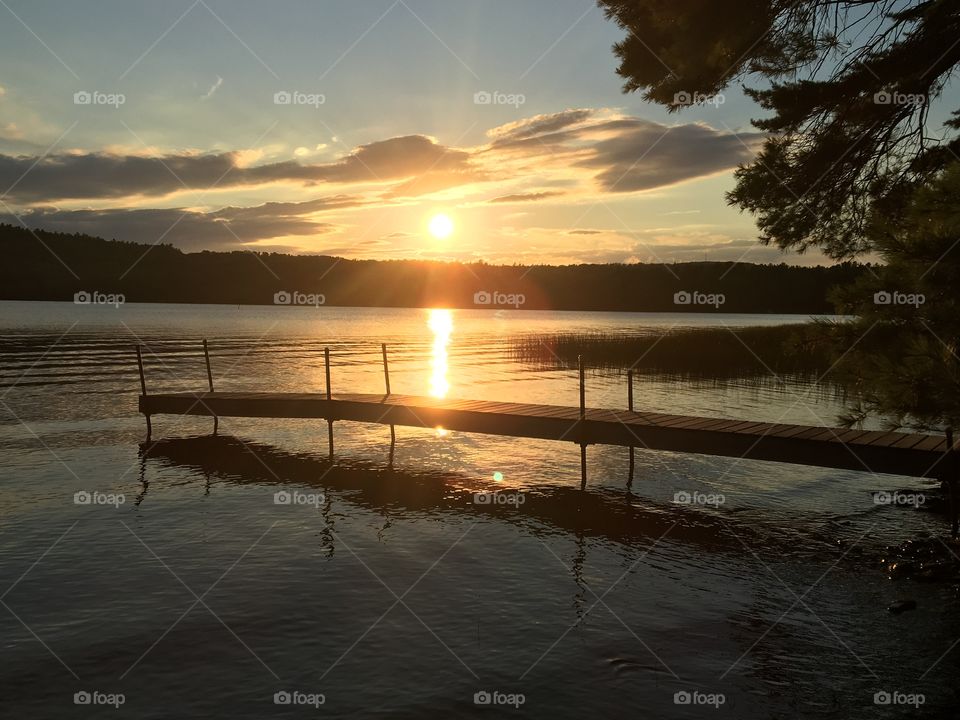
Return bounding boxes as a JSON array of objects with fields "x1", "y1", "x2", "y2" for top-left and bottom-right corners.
[
  {"x1": 0, "y1": 112, "x2": 761, "y2": 207},
  {"x1": 576, "y1": 119, "x2": 763, "y2": 192},
  {"x1": 478, "y1": 109, "x2": 763, "y2": 197},
  {"x1": 201, "y1": 76, "x2": 223, "y2": 100},
  {"x1": 489, "y1": 190, "x2": 564, "y2": 203},
  {"x1": 0, "y1": 135, "x2": 476, "y2": 203},
  {"x1": 487, "y1": 109, "x2": 595, "y2": 141},
  {"x1": 1, "y1": 195, "x2": 362, "y2": 250},
  {"x1": 385, "y1": 168, "x2": 487, "y2": 197},
  {"x1": 0, "y1": 152, "x2": 237, "y2": 202}
]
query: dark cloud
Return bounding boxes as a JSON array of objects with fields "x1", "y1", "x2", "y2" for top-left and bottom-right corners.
[
  {"x1": 482, "y1": 113, "x2": 763, "y2": 193},
  {"x1": 576, "y1": 119, "x2": 764, "y2": 192},
  {"x1": 567, "y1": 229, "x2": 604, "y2": 235},
  {"x1": 0, "y1": 152, "x2": 236, "y2": 202},
  {"x1": 1, "y1": 195, "x2": 356, "y2": 249},
  {"x1": 0, "y1": 135, "x2": 473, "y2": 203}
]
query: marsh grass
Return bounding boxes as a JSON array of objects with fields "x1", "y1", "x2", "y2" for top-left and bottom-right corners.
[{"x1": 511, "y1": 324, "x2": 841, "y2": 386}]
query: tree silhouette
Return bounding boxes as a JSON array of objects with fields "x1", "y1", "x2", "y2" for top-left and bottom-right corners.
[{"x1": 598, "y1": 0, "x2": 960, "y2": 258}]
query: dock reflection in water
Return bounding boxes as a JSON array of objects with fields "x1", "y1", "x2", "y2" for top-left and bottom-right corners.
[{"x1": 113, "y1": 435, "x2": 960, "y2": 718}]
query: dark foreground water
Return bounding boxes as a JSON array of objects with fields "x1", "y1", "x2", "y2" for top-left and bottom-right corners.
[{"x1": 0, "y1": 302, "x2": 955, "y2": 718}]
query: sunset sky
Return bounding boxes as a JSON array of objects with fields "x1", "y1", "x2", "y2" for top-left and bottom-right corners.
[{"x1": 1, "y1": 1, "x2": 952, "y2": 266}]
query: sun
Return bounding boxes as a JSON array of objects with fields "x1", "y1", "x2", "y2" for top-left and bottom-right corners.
[{"x1": 428, "y1": 213, "x2": 454, "y2": 240}]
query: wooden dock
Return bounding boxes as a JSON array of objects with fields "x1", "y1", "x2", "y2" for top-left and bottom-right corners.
[{"x1": 135, "y1": 341, "x2": 960, "y2": 533}]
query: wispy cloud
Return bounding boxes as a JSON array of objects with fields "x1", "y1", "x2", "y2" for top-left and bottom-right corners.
[
  {"x1": 489, "y1": 190, "x2": 564, "y2": 203},
  {"x1": 200, "y1": 75, "x2": 223, "y2": 100}
]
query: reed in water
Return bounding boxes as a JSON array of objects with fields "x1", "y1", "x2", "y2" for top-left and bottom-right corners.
[{"x1": 511, "y1": 323, "x2": 839, "y2": 384}]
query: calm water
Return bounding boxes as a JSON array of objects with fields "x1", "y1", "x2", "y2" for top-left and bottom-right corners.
[{"x1": 0, "y1": 302, "x2": 954, "y2": 718}]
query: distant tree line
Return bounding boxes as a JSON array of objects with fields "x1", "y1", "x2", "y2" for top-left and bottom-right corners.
[{"x1": 0, "y1": 223, "x2": 867, "y2": 313}]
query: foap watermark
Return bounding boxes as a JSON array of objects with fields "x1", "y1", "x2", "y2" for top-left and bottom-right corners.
[
  {"x1": 74, "y1": 290, "x2": 125, "y2": 308},
  {"x1": 274, "y1": 290, "x2": 325, "y2": 307},
  {"x1": 74, "y1": 490, "x2": 125, "y2": 508},
  {"x1": 473, "y1": 90, "x2": 525, "y2": 108},
  {"x1": 874, "y1": 491, "x2": 925, "y2": 508},
  {"x1": 473, "y1": 290, "x2": 525, "y2": 308},
  {"x1": 274, "y1": 490, "x2": 325, "y2": 508},
  {"x1": 672, "y1": 91, "x2": 725, "y2": 108},
  {"x1": 74, "y1": 90, "x2": 125, "y2": 107},
  {"x1": 673, "y1": 290, "x2": 725, "y2": 309},
  {"x1": 273, "y1": 690, "x2": 325, "y2": 708},
  {"x1": 474, "y1": 690, "x2": 525, "y2": 708},
  {"x1": 274, "y1": 90, "x2": 325, "y2": 108},
  {"x1": 673, "y1": 490, "x2": 725, "y2": 508},
  {"x1": 74, "y1": 690, "x2": 125, "y2": 708},
  {"x1": 873, "y1": 91, "x2": 926, "y2": 107},
  {"x1": 873, "y1": 290, "x2": 924, "y2": 307},
  {"x1": 674, "y1": 690, "x2": 725, "y2": 708},
  {"x1": 473, "y1": 491, "x2": 525, "y2": 507},
  {"x1": 874, "y1": 690, "x2": 924, "y2": 708}
]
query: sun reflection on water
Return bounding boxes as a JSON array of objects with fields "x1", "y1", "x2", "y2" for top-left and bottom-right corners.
[{"x1": 428, "y1": 309, "x2": 453, "y2": 399}]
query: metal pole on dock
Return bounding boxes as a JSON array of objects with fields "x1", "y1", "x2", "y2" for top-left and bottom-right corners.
[
  {"x1": 627, "y1": 370, "x2": 634, "y2": 485},
  {"x1": 579, "y1": 355, "x2": 587, "y2": 490},
  {"x1": 136, "y1": 345, "x2": 151, "y2": 442},
  {"x1": 579, "y1": 356, "x2": 586, "y2": 419},
  {"x1": 948, "y1": 427, "x2": 957, "y2": 538},
  {"x1": 382, "y1": 343, "x2": 396, "y2": 460},
  {"x1": 203, "y1": 339, "x2": 218, "y2": 435},
  {"x1": 325, "y1": 347, "x2": 334, "y2": 458},
  {"x1": 382, "y1": 343, "x2": 391, "y2": 396}
]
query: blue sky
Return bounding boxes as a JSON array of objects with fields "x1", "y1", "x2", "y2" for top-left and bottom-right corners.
[{"x1": 0, "y1": 0, "x2": 951, "y2": 265}]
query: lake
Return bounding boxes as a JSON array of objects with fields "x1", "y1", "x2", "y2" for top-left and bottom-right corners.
[{"x1": 0, "y1": 301, "x2": 951, "y2": 718}]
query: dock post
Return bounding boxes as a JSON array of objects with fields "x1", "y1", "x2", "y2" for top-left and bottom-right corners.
[
  {"x1": 203, "y1": 339, "x2": 218, "y2": 436},
  {"x1": 382, "y1": 343, "x2": 391, "y2": 396},
  {"x1": 383, "y1": 343, "x2": 396, "y2": 454},
  {"x1": 627, "y1": 370, "x2": 635, "y2": 485},
  {"x1": 948, "y1": 427, "x2": 957, "y2": 538},
  {"x1": 136, "y1": 345, "x2": 151, "y2": 442},
  {"x1": 579, "y1": 355, "x2": 587, "y2": 490},
  {"x1": 325, "y1": 347, "x2": 334, "y2": 459}
]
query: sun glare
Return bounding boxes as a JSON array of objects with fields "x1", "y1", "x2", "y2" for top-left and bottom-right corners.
[{"x1": 428, "y1": 213, "x2": 454, "y2": 240}]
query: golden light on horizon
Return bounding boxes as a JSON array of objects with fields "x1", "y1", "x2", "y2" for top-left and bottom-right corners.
[
  {"x1": 428, "y1": 308, "x2": 453, "y2": 399},
  {"x1": 428, "y1": 213, "x2": 454, "y2": 240}
]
